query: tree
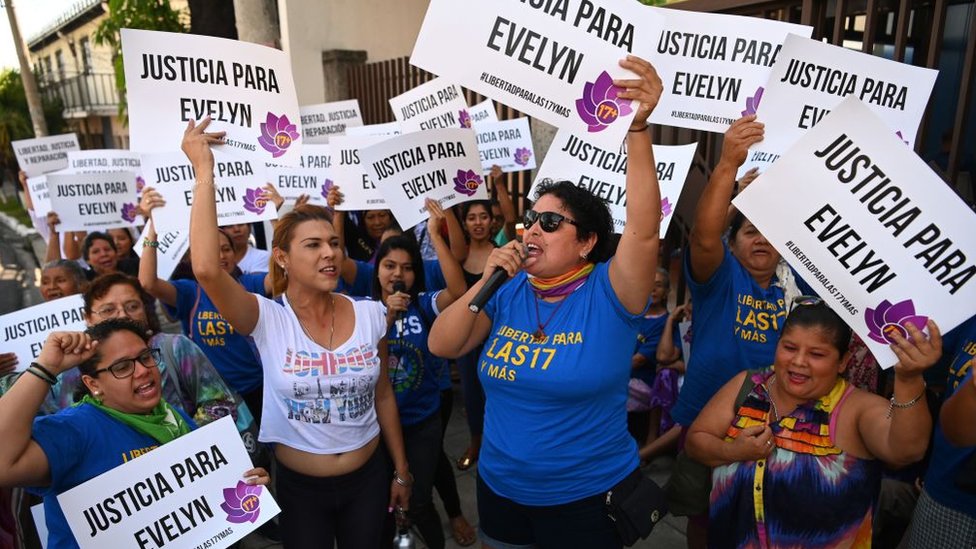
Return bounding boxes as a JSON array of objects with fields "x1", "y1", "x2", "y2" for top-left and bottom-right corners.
[
  {"x1": 0, "y1": 69, "x2": 65, "y2": 185},
  {"x1": 93, "y1": 0, "x2": 187, "y2": 120},
  {"x1": 187, "y1": 0, "x2": 237, "y2": 39}
]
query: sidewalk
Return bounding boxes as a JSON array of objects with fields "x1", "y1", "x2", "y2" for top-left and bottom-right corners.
[{"x1": 241, "y1": 384, "x2": 687, "y2": 549}]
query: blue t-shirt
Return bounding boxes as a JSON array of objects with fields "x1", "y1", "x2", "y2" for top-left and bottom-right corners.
[
  {"x1": 169, "y1": 274, "x2": 267, "y2": 395},
  {"x1": 342, "y1": 260, "x2": 447, "y2": 298},
  {"x1": 388, "y1": 292, "x2": 445, "y2": 426},
  {"x1": 672, "y1": 245, "x2": 811, "y2": 427},
  {"x1": 632, "y1": 312, "x2": 682, "y2": 385},
  {"x1": 479, "y1": 261, "x2": 644, "y2": 505},
  {"x1": 923, "y1": 316, "x2": 976, "y2": 517},
  {"x1": 31, "y1": 404, "x2": 195, "y2": 549}
]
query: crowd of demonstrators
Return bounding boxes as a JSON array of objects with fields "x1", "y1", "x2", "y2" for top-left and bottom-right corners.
[{"x1": 428, "y1": 54, "x2": 663, "y2": 548}]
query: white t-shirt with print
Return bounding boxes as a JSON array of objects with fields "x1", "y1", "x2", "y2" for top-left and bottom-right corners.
[{"x1": 251, "y1": 292, "x2": 387, "y2": 453}]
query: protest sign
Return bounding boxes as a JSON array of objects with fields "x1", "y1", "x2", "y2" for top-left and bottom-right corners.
[
  {"x1": 295, "y1": 143, "x2": 332, "y2": 173},
  {"x1": 31, "y1": 505, "x2": 49, "y2": 549},
  {"x1": 0, "y1": 295, "x2": 86, "y2": 371},
  {"x1": 299, "y1": 100, "x2": 363, "y2": 143},
  {"x1": 26, "y1": 175, "x2": 52, "y2": 217},
  {"x1": 265, "y1": 165, "x2": 331, "y2": 205},
  {"x1": 58, "y1": 416, "x2": 280, "y2": 549},
  {"x1": 360, "y1": 128, "x2": 485, "y2": 229},
  {"x1": 344, "y1": 122, "x2": 402, "y2": 137},
  {"x1": 12, "y1": 134, "x2": 80, "y2": 177},
  {"x1": 733, "y1": 97, "x2": 976, "y2": 366},
  {"x1": 647, "y1": 9, "x2": 811, "y2": 133},
  {"x1": 121, "y1": 29, "x2": 302, "y2": 165},
  {"x1": 66, "y1": 150, "x2": 143, "y2": 176},
  {"x1": 469, "y1": 99, "x2": 499, "y2": 126},
  {"x1": 531, "y1": 130, "x2": 696, "y2": 236},
  {"x1": 411, "y1": 0, "x2": 664, "y2": 150},
  {"x1": 140, "y1": 151, "x2": 277, "y2": 232},
  {"x1": 47, "y1": 172, "x2": 139, "y2": 231},
  {"x1": 742, "y1": 34, "x2": 938, "y2": 175},
  {"x1": 135, "y1": 222, "x2": 189, "y2": 280},
  {"x1": 389, "y1": 78, "x2": 470, "y2": 133},
  {"x1": 475, "y1": 118, "x2": 536, "y2": 173},
  {"x1": 329, "y1": 135, "x2": 390, "y2": 211}
]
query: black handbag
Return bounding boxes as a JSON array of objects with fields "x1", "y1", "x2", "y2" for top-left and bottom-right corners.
[{"x1": 605, "y1": 468, "x2": 668, "y2": 546}]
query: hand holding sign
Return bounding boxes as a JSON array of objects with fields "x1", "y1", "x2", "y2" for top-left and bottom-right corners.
[
  {"x1": 614, "y1": 55, "x2": 664, "y2": 130},
  {"x1": 181, "y1": 118, "x2": 226, "y2": 176},
  {"x1": 721, "y1": 116, "x2": 764, "y2": 168},
  {"x1": 888, "y1": 320, "x2": 942, "y2": 381}
]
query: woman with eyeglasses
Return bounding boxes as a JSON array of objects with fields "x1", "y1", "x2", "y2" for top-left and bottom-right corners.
[
  {"x1": 138, "y1": 191, "x2": 271, "y2": 424},
  {"x1": 429, "y1": 55, "x2": 663, "y2": 548},
  {"x1": 686, "y1": 298, "x2": 941, "y2": 549},
  {"x1": 0, "y1": 319, "x2": 269, "y2": 548}
]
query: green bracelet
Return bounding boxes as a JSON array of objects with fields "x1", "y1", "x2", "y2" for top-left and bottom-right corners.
[{"x1": 143, "y1": 240, "x2": 159, "y2": 248}]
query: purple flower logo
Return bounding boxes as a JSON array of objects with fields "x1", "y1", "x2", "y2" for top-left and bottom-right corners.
[
  {"x1": 459, "y1": 110, "x2": 472, "y2": 129},
  {"x1": 514, "y1": 148, "x2": 532, "y2": 167},
  {"x1": 864, "y1": 299, "x2": 929, "y2": 344},
  {"x1": 576, "y1": 71, "x2": 633, "y2": 133},
  {"x1": 321, "y1": 178, "x2": 334, "y2": 201},
  {"x1": 243, "y1": 187, "x2": 268, "y2": 214},
  {"x1": 741, "y1": 86, "x2": 764, "y2": 117},
  {"x1": 221, "y1": 481, "x2": 262, "y2": 524},
  {"x1": 258, "y1": 113, "x2": 300, "y2": 158},
  {"x1": 453, "y1": 169, "x2": 483, "y2": 197},
  {"x1": 661, "y1": 197, "x2": 673, "y2": 218},
  {"x1": 135, "y1": 176, "x2": 146, "y2": 194},
  {"x1": 121, "y1": 203, "x2": 137, "y2": 223}
]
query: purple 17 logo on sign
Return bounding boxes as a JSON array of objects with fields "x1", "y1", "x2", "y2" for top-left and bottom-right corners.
[
  {"x1": 576, "y1": 71, "x2": 633, "y2": 133},
  {"x1": 453, "y1": 170, "x2": 483, "y2": 197},
  {"x1": 258, "y1": 113, "x2": 300, "y2": 158},
  {"x1": 243, "y1": 188, "x2": 268, "y2": 214},
  {"x1": 221, "y1": 481, "x2": 263, "y2": 523},
  {"x1": 864, "y1": 299, "x2": 928, "y2": 344}
]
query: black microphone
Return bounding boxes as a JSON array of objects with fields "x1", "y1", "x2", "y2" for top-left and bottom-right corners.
[
  {"x1": 469, "y1": 245, "x2": 525, "y2": 313},
  {"x1": 392, "y1": 281, "x2": 407, "y2": 295}
]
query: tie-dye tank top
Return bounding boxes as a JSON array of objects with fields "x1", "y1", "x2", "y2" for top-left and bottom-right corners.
[{"x1": 708, "y1": 368, "x2": 880, "y2": 549}]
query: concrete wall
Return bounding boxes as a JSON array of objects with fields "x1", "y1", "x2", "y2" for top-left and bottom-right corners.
[{"x1": 279, "y1": 0, "x2": 429, "y2": 104}]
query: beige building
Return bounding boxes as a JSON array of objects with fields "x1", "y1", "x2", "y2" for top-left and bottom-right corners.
[{"x1": 27, "y1": 0, "x2": 187, "y2": 148}]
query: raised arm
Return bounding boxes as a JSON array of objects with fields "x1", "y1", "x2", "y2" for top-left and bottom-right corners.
[
  {"x1": 857, "y1": 321, "x2": 941, "y2": 467},
  {"x1": 447, "y1": 205, "x2": 469, "y2": 263},
  {"x1": 490, "y1": 165, "x2": 517, "y2": 241},
  {"x1": 43, "y1": 212, "x2": 62, "y2": 263},
  {"x1": 0, "y1": 332, "x2": 96, "y2": 488},
  {"x1": 689, "y1": 116, "x2": 764, "y2": 283},
  {"x1": 426, "y1": 199, "x2": 467, "y2": 311},
  {"x1": 62, "y1": 230, "x2": 84, "y2": 261},
  {"x1": 137, "y1": 192, "x2": 178, "y2": 306},
  {"x1": 941, "y1": 371, "x2": 976, "y2": 446},
  {"x1": 184, "y1": 119, "x2": 261, "y2": 335},
  {"x1": 608, "y1": 55, "x2": 663, "y2": 314}
]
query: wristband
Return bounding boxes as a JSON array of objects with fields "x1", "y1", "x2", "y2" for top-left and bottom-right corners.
[
  {"x1": 26, "y1": 366, "x2": 56, "y2": 386},
  {"x1": 143, "y1": 240, "x2": 159, "y2": 248},
  {"x1": 393, "y1": 470, "x2": 414, "y2": 487},
  {"x1": 30, "y1": 361, "x2": 57, "y2": 380},
  {"x1": 628, "y1": 124, "x2": 649, "y2": 133}
]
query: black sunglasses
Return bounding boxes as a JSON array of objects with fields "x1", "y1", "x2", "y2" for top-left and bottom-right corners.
[
  {"x1": 523, "y1": 210, "x2": 580, "y2": 233},
  {"x1": 93, "y1": 348, "x2": 161, "y2": 379},
  {"x1": 790, "y1": 295, "x2": 825, "y2": 312}
]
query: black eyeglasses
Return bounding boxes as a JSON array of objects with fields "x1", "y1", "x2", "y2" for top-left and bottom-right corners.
[
  {"x1": 92, "y1": 348, "x2": 161, "y2": 379},
  {"x1": 790, "y1": 295, "x2": 825, "y2": 312},
  {"x1": 523, "y1": 210, "x2": 580, "y2": 233}
]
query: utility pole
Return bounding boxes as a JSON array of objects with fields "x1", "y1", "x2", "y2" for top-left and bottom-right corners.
[
  {"x1": 5, "y1": 0, "x2": 48, "y2": 137},
  {"x1": 232, "y1": 0, "x2": 280, "y2": 47}
]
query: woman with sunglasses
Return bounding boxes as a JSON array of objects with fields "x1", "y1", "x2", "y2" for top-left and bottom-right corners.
[
  {"x1": 686, "y1": 298, "x2": 940, "y2": 549},
  {"x1": 429, "y1": 55, "x2": 663, "y2": 548},
  {"x1": 0, "y1": 319, "x2": 269, "y2": 548}
]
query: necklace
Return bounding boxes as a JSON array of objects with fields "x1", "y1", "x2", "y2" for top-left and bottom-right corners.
[
  {"x1": 290, "y1": 293, "x2": 336, "y2": 350},
  {"x1": 532, "y1": 294, "x2": 570, "y2": 343}
]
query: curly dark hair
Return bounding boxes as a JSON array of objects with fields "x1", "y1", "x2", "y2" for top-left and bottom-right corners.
[{"x1": 533, "y1": 179, "x2": 614, "y2": 263}]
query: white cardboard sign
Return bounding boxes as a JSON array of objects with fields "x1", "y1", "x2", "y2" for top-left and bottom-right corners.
[
  {"x1": 58, "y1": 416, "x2": 280, "y2": 549},
  {"x1": 733, "y1": 97, "x2": 976, "y2": 366},
  {"x1": 389, "y1": 78, "x2": 471, "y2": 133},
  {"x1": 344, "y1": 122, "x2": 402, "y2": 137},
  {"x1": 0, "y1": 295, "x2": 86, "y2": 372},
  {"x1": 411, "y1": 0, "x2": 664, "y2": 150},
  {"x1": 648, "y1": 9, "x2": 812, "y2": 133},
  {"x1": 12, "y1": 133, "x2": 80, "y2": 177},
  {"x1": 66, "y1": 150, "x2": 143, "y2": 179},
  {"x1": 329, "y1": 135, "x2": 391, "y2": 211},
  {"x1": 743, "y1": 34, "x2": 939, "y2": 175},
  {"x1": 475, "y1": 118, "x2": 536, "y2": 172},
  {"x1": 299, "y1": 99, "x2": 364, "y2": 143},
  {"x1": 469, "y1": 99, "x2": 499, "y2": 126},
  {"x1": 265, "y1": 165, "x2": 331, "y2": 206},
  {"x1": 47, "y1": 171, "x2": 140, "y2": 231},
  {"x1": 360, "y1": 128, "x2": 486, "y2": 229},
  {"x1": 27, "y1": 175, "x2": 52, "y2": 217},
  {"x1": 135, "y1": 222, "x2": 189, "y2": 281},
  {"x1": 531, "y1": 130, "x2": 696, "y2": 237},
  {"x1": 140, "y1": 151, "x2": 277, "y2": 232},
  {"x1": 121, "y1": 29, "x2": 303, "y2": 165}
]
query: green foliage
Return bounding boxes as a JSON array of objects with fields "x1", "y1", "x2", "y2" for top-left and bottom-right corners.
[
  {"x1": 0, "y1": 194, "x2": 32, "y2": 227},
  {"x1": 0, "y1": 69, "x2": 66, "y2": 180},
  {"x1": 93, "y1": 0, "x2": 187, "y2": 120}
]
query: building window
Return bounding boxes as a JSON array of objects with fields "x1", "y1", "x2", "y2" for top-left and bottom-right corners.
[
  {"x1": 80, "y1": 37, "x2": 93, "y2": 73},
  {"x1": 55, "y1": 49, "x2": 65, "y2": 80}
]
